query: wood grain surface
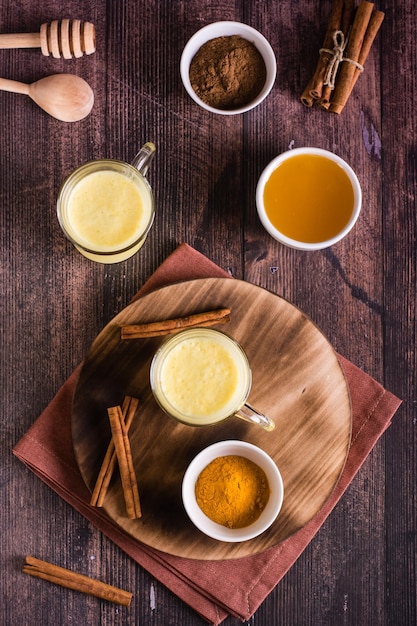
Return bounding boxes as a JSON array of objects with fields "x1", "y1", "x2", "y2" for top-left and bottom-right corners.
[
  {"x1": 1, "y1": 0, "x2": 415, "y2": 624},
  {"x1": 72, "y1": 278, "x2": 351, "y2": 559}
]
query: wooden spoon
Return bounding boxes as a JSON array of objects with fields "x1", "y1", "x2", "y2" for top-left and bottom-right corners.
[{"x1": 0, "y1": 73, "x2": 94, "y2": 122}]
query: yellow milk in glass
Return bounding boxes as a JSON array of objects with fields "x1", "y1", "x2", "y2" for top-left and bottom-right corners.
[
  {"x1": 66, "y1": 169, "x2": 152, "y2": 262},
  {"x1": 152, "y1": 329, "x2": 251, "y2": 426}
]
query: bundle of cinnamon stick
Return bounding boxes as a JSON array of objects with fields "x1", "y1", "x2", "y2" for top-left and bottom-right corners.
[
  {"x1": 300, "y1": 0, "x2": 384, "y2": 114},
  {"x1": 90, "y1": 396, "x2": 142, "y2": 519}
]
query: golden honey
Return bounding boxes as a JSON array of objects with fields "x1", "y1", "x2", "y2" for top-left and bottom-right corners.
[{"x1": 263, "y1": 154, "x2": 355, "y2": 243}]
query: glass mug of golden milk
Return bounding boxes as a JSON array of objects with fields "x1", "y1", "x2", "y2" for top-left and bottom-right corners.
[
  {"x1": 57, "y1": 142, "x2": 155, "y2": 263},
  {"x1": 150, "y1": 328, "x2": 275, "y2": 431},
  {"x1": 256, "y1": 147, "x2": 362, "y2": 250}
]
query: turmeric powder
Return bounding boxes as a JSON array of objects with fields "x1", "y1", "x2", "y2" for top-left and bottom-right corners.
[{"x1": 195, "y1": 455, "x2": 270, "y2": 528}]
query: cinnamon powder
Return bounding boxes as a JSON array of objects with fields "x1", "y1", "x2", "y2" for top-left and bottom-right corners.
[{"x1": 189, "y1": 35, "x2": 267, "y2": 110}]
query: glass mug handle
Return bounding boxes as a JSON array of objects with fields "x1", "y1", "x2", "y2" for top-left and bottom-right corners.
[
  {"x1": 131, "y1": 142, "x2": 156, "y2": 177},
  {"x1": 234, "y1": 403, "x2": 275, "y2": 431}
]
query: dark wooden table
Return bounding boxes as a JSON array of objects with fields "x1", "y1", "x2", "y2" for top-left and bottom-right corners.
[{"x1": 1, "y1": 1, "x2": 415, "y2": 624}]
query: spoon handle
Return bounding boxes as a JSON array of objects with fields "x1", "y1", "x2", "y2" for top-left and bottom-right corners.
[
  {"x1": 0, "y1": 33, "x2": 40, "y2": 49},
  {"x1": 0, "y1": 77, "x2": 30, "y2": 96}
]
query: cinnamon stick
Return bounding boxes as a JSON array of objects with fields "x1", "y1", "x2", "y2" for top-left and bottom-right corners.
[
  {"x1": 341, "y1": 0, "x2": 355, "y2": 36},
  {"x1": 107, "y1": 405, "x2": 142, "y2": 519},
  {"x1": 329, "y1": 7, "x2": 384, "y2": 113},
  {"x1": 121, "y1": 308, "x2": 231, "y2": 340},
  {"x1": 22, "y1": 556, "x2": 133, "y2": 606},
  {"x1": 329, "y1": 1, "x2": 376, "y2": 114},
  {"x1": 318, "y1": 0, "x2": 356, "y2": 108},
  {"x1": 90, "y1": 396, "x2": 139, "y2": 507},
  {"x1": 300, "y1": 0, "x2": 345, "y2": 106}
]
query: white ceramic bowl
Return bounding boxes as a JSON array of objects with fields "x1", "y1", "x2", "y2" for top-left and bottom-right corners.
[
  {"x1": 256, "y1": 147, "x2": 362, "y2": 250},
  {"x1": 182, "y1": 440, "x2": 284, "y2": 542},
  {"x1": 180, "y1": 21, "x2": 276, "y2": 115}
]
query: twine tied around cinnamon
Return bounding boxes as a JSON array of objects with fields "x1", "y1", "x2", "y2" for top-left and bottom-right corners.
[{"x1": 320, "y1": 30, "x2": 364, "y2": 90}]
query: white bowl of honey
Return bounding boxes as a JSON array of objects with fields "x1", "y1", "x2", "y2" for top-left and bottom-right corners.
[{"x1": 256, "y1": 147, "x2": 362, "y2": 250}]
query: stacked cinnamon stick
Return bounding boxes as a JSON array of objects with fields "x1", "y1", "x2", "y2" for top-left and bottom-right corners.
[
  {"x1": 301, "y1": 0, "x2": 384, "y2": 113},
  {"x1": 90, "y1": 395, "x2": 142, "y2": 519}
]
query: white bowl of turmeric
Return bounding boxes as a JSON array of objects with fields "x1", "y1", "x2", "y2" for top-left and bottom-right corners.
[
  {"x1": 182, "y1": 440, "x2": 284, "y2": 542},
  {"x1": 180, "y1": 21, "x2": 276, "y2": 115}
]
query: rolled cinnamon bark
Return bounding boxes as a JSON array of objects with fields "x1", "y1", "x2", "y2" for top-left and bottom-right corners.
[
  {"x1": 23, "y1": 556, "x2": 133, "y2": 606},
  {"x1": 90, "y1": 396, "x2": 139, "y2": 507},
  {"x1": 121, "y1": 308, "x2": 231, "y2": 339},
  {"x1": 329, "y1": 1, "x2": 376, "y2": 114},
  {"x1": 341, "y1": 0, "x2": 356, "y2": 35},
  {"x1": 318, "y1": 0, "x2": 356, "y2": 109},
  {"x1": 107, "y1": 405, "x2": 142, "y2": 519},
  {"x1": 329, "y1": 8, "x2": 384, "y2": 113},
  {"x1": 300, "y1": 0, "x2": 344, "y2": 106}
]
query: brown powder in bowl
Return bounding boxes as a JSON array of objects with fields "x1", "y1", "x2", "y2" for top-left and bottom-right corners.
[{"x1": 189, "y1": 35, "x2": 267, "y2": 110}]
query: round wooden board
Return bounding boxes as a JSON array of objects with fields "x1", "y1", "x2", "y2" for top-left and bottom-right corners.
[{"x1": 72, "y1": 278, "x2": 351, "y2": 560}]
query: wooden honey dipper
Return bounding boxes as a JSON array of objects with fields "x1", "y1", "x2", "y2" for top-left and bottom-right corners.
[{"x1": 0, "y1": 19, "x2": 96, "y2": 59}]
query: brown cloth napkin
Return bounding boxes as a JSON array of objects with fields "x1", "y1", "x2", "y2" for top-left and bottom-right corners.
[{"x1": 13, "y1": 243, "x2": 402, "y2": 625}]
